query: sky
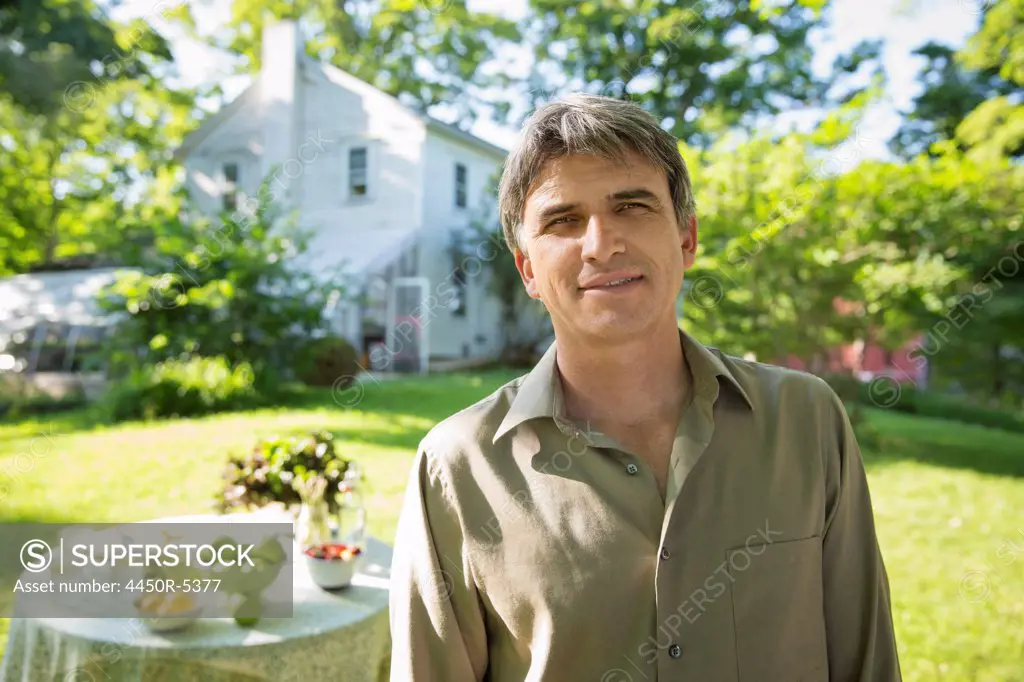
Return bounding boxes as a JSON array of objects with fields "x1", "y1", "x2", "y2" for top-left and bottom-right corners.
[{"x1": 115, "y1": 0, "x2": 986, "y2": 159}]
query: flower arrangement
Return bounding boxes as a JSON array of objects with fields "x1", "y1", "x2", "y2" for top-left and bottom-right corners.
[{"x1": 216, "y1": 430, "x2": 353, "y2": 514}]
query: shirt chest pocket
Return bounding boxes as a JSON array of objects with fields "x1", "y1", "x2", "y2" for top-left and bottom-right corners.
[{"x1": 727, "y1": 536, "x2": 829, "y2": 682}]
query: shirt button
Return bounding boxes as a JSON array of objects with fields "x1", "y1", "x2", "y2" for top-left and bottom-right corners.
[
  {"x1": 668, "y1": 644, "x2": 682, "y2": 659},
  {"x1": 626, "y1": 463, "x2": 638, "y2": 475},
  {"x1": 660, "y1": 547, "x2": 671, "y2": 560}
]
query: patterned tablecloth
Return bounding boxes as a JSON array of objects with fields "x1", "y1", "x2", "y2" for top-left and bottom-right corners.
[{"x1": 0, "y1": 512, "x2": 393, "y2": 682}]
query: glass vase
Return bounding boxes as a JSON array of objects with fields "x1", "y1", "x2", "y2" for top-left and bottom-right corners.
[
  {"x1": 293, "y1": 475, "x2": 332, "y2": 548},
  {"x1": 334, "y1": 464, "x2": 366, "y2": 551}
]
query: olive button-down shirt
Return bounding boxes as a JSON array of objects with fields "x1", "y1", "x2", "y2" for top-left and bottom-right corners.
[{"x1": 389, "y1": 328, "x2": 902, "y2": 681}]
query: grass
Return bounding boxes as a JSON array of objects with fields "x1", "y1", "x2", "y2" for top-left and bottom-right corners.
[{"x1": 1, "y1": 369, "x2": 1023, "y2": 680}]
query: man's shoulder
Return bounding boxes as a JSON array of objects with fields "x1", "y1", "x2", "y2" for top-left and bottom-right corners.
[
  {"x1": 417, "y1": 372, "x2": 531, "y2": 467},
  {"x1": 706, "y1": 345, "x2": 839, "y2": 414}
]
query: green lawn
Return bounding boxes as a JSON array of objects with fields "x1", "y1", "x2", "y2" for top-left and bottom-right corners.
[{"x1": 1, "y1": 370, "x2": 1023, "y2": 680}]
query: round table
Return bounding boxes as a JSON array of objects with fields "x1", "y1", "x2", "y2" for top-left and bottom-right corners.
[{"x1": 0, "y1": 511, "x2": 393, "y2": 682}]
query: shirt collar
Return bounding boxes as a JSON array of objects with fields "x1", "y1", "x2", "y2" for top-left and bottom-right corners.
[{"x1": 492, "y1": 327, "x2": 754, "y2": 444}]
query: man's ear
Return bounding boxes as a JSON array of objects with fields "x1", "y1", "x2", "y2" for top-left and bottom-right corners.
[
  {"x1": 681, "y1": 214, "x2": 698, "y2": 270},
  {"x1": 514, "y1": 248, "x2": 541, "y2": 299}
]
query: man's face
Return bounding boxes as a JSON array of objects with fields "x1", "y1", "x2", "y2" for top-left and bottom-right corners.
[{"x1": 515, "y1": 150, "x2": 698, "y2": 342}]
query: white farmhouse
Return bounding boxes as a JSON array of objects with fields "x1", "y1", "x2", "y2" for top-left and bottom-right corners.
[{"x1": 177, "y1": 20, "x2": 545, "y2": 373}]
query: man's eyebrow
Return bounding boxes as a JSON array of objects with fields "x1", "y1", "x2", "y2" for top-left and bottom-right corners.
[
  {"x1": 534, "y1": 189, "x2": 661, "y2": 225},
  {"x1": 608, "y1": 188, "x2": 662, "y2": 204},
  {"x1": 536, "y1": 202, "x2": 580, "y2": 223}
]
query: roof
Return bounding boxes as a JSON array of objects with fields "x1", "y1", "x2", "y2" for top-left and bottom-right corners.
[
  {"x1": 0, "y1": 267, "x2": 136, "y2": 338},
  {"x1": 175, "y1": 79, "x2": 261, "y2": 161},
  {"x1": 177, "y1": 56, "x2": 508, "y2": 163},
  {"x1": 313, "y1": 58, "x2": 508, "y2": 160},
  {"x1": 302, "y1": 226, "x2": 421, "y2": 281},
  {"x1": 422, "y1": 116, "x2": 507, "y2": 160}
]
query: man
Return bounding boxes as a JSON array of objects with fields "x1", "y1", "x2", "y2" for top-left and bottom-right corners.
[{"x1": 389, "y1": 94, "x2": 901, "y2": 681}]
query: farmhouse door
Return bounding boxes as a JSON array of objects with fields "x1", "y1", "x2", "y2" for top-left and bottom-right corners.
[{"x1": 386, "y1": 276, "x2": 430, "y2": 374}]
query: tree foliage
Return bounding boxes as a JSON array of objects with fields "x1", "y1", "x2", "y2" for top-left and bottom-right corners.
[
  {"x1": 889, "y1": 42, "x2": 1017, "y2": 158},
  {"x1": 168, "y1": 0, "x2": 518, "y2": 122},
  {"x1": 517, "y1": 0, "x2": 878, "y2": 145},
  {"x1": 95, "y1": 190, "x2": 348, "y2": 388},
  {"x1": 683, "y1": 106, "x2": 870, "y2": 366},
  {"x1": 891, "y1": 0, "x2": 1023, "y2": 160},
  {"x1": 0, "y1": 0, "x2": 195, "y2": 276},
  {"x1": 687, "y1": 118, "x2": 1023, "y2": 399}
]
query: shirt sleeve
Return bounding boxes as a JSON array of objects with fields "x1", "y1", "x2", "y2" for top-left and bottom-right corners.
[
  {"x1": 821, "y1": 387, "x2": 903, "y2": 682},
  {"x1": 389, "y1": 444, "x2": 489, "y2": 682}
]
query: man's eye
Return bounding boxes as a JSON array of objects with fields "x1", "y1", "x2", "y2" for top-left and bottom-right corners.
[
  {"x1": 548, "y1": 215, "x2": 575, "y2": 227},
  {"x1": 619, "y1": 202, "x2": 648, "y2": 211}
]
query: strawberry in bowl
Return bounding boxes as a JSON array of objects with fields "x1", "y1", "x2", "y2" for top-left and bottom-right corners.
[
  {"x1": 303, "y1": 543, "x2": 364, "y2": 589},
  {"x1": 304, "y1": 543, "x2": 362, "y2": 561}
]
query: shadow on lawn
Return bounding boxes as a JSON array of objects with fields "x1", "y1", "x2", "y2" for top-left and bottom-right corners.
[
  {"x1": 276, "y1": 371, "x2": 522, "y2": 419},
  {"x1": 862, "y1": 407, "x2": 1024, "y2": 479},
  {"x1": 276, "y1": 371, "x2": 525, "y2": 451},
  {"x1": 0, "y1": 411, "x2": 104, "y2": 445},
  {"x1": 0, "y1": 370, "x2": 526, "y2": 451}
]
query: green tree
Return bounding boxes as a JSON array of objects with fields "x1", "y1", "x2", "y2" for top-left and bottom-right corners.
[
  {"x1": 0, "y1": 0, "x2": 195, "y2": 275},
  {"x1": 815, "y1": 144, "x2": 1023, "y2": 401},
  {"x1": 683, "y1": 109, "x2": 867, "y2": 368},
  {"x1": 0, "y1": 0, "x2": 165, "y2": 116},
  {"x1": 169, "y1": 0, "x2": 518, "y2": 122},
  {"x1": 889, "y1": 42, "x2": 1017, "y2": 158},
  {"x1": 959, "y1": 0, "x2": 1024, "y2": 85},
  {"x1": 518, "y1": 0, "x2": 879, "y2": 145},
  {"x1": 891, "y1": 0, "x2": 1023, "y2": 160},
  {"x1": 881, "y1": 0, "x2": 1024, "y2": 400},
  {"x1": 956, "y1": 0, "x2": 1024, "y2": 162},
  {"x1": 96, "y1": 184, "x2": 349, "y2": 388},
  {"x1": 685, "y1": 110, "x2": 1023, "y2": 402}
]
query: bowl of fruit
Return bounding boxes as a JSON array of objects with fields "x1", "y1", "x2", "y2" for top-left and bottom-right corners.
[
  {"x1": 134, "y1": 592, "x2": 202, "y2": 632},
  {"x1": 303, "y1": 543, "x2": 364, "y2": 589}
]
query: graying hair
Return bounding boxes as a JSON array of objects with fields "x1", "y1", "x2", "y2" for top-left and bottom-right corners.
[{"x1": 497, "y1": 93, "x2": 696, "y2": 253}]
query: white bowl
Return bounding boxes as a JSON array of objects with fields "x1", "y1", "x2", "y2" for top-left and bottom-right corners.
[{"x1": 304, "y1": 552, "x2": 364, "y2": 589}]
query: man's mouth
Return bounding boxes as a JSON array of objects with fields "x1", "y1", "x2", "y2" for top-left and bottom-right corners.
[
  {"x1": 600, "y1": 277, "x2": 639, "y2": 287},
  {"x1": 580, "y1": 274, "x2": 644, "y2": 291}
]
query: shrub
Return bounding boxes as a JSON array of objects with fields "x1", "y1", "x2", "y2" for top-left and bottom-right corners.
[
  {"x1": 823, "y1": 373, "x2": 1024, "y2": 435},
  {"x1": 95, "y1": 186, "x2": 349, "y2": 390},
  {"x1": 99, "y1": 356, "x2": 260, "y2": 421},
  {"x1": 0, "y1": 390, "x2": 87, "y2": 419},
  {"x1": 216, "y1": 430, "x2": 352, "y2": 514},
  {"x1": 907, "y1": 389, "x2": 1024, "y2": 434},
  {"x1": 294, "y1": 336, "x2": 360, "y2": 388}
]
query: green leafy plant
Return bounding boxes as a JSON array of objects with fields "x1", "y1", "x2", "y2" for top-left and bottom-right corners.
[
  {"x1": 95, "y1": 182, "x2": 350, "y2": 396},
  {"x1": 97, "y1": 355, "x2": 260, "y2": 421},
  {"x1": 217, "y1": 430, "x2": 352, "y2": 514},
  {"x1": 822, "y1": 372, "x2": 1024, "y2": 436},
  {"x1": 294, "y1": 335, "x2": 360, "y2": 388},
  {"x1": 872, "y1": 384, "x2": 1024, "y2": 434}
]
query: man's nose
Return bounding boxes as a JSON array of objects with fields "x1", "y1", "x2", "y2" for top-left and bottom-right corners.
[{"x1": 580, "y1": 214, "x2": 625, "y2": 262}]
